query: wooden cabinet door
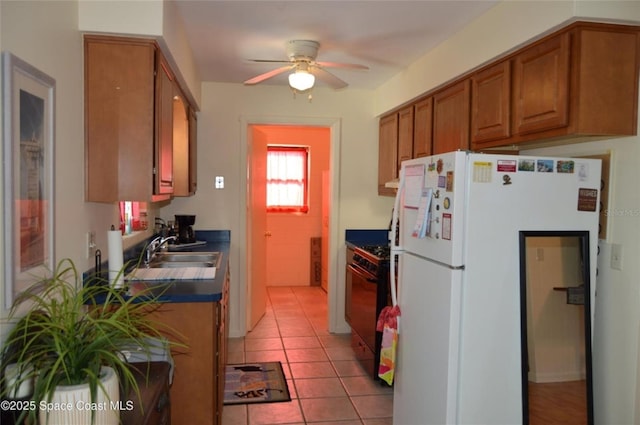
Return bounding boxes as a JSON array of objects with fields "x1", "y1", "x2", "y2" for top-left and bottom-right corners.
[
  {"x1": 149, "y1": 302, "x2": 216, "y2": 425},
  {"x1": 172, "y1": 89, "x2": 190, "y2": 197},
  {"x1": 155, "y1": 56, "x2": 174, "y2": 195},
  {"x1": 215, "y1": 269, "x2": 230, "y2": 425},
  {"x1": 378, "y1": 113, "x2": 399, "y2": 196},
  {"x1": 471, "y1": 61, "x2": 511, "y2": 146},
  {"x1": 397, "y1": 106, "x2": 414, "y2": 165},
  {"x1": 433, "y1": 79, "x2": 470, "y2": 154},
  {"x1": 513, "y1": 32, "x2": 570, "y2": 135},
  {"x1": 188, "y1": 107, "x2": 198, "y2": 194},
  {"x1": 413, "y1": 97, "x2": 433, "y2": 158},
  {"x1": 85, "y1": 37, "x2": 155, "y2": 202}
]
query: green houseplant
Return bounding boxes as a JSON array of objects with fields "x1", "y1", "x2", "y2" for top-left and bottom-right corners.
[{"x1": 0, "y1": 258, "x2": 181, "y2": 424}]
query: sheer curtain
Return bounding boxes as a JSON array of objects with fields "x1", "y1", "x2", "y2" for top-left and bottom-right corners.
[{"x1": 266, "y1": 147, "x2": 308, "y2": 213}]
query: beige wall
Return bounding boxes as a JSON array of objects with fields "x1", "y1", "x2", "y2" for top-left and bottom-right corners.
[
  {"x1": 525, "y1": 237, "x2": 586, "y2": 383},
  {"x1": 78, "y1": 0, "x2": 201, "y2": 107},
  {"x1": 525, "y1": 136, "x2": 640, "y2": 424},
  {"x1": 0, "y1": 1, "x2": 115, "y2": 314},
  {"x1": 159, "y1": 82, "x2": 394, "y2": 337}
]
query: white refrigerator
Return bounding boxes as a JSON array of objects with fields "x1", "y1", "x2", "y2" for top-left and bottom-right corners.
[{"x1": 390, "y1": 151, "x2": 601, "y2": 424}]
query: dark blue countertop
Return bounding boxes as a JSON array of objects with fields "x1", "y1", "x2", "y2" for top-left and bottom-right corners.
[
  {"x1": 84, "y1": 230, "x2": 230, "y2": 303},
  {"x1": 345, "y1": 229, "x2": 389, "y2": 249}
]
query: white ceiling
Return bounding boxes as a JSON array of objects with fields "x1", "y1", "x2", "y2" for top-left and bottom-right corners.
[{"x1": 173, "y1": 0, "x2": 499, "y2": 90}]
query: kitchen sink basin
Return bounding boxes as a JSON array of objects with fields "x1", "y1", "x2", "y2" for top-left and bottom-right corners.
[
  {"x1": 149, "y1": 261, "x2": 215, "y2": 268},
  {"x1": 147, "y1": 251, "x2": 222, "y2": 269}
]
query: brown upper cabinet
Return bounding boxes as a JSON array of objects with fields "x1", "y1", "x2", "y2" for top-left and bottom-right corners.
[
  {"x1": 85, "y1": 35, "x2": 197, "y2": 203},
  {"x1": 376, "y1": 22, "x2": 639, "y2": 196},
  {"x1": 377, "y1": 105, "x2": 414, "y2": 196},
  {"x1": 433, "y1": 79, "x2": 471, "y2": 154},
  {"x1": 413, "y1": 97, "x2": 433, "y2": 158},
  {"x1": 474, "y1": 22, "x2": 640, "y2": 149},
  {"x1": 512, "y1": 31, "x2": 571, "y2": 137},
  {"x1": 471, "y1": 60, "x2": 512, "y2": 144},
  {"x1": 155, "y1": 55, "x2": 175, "y2": 197},
  {"x1": 377, "y1": 113, "x2": 399, "y2": 196},
  {"x1": 188, "y1": 106, "x2": 198, "y2": 195},
  {"x1": 397, "y1": 105, "x2": 414, "y2": 166}
]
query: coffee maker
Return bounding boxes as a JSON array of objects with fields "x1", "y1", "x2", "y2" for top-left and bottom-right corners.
[{"x1": 174, "y1": 215, "x2": 196, "y2": 244}]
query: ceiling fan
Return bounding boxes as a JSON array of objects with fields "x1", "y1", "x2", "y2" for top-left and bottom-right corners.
[{"x1": 244, "y1": 40, "x2": 369, "y2": 91}]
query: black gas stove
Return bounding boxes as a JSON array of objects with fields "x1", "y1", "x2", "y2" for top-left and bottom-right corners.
[
  {"x1": 352, "y1": 244, "x2": 390, "y2": 277},
  {"x1": 346, "y1": 243, "x2": 392, "y2": 385}
]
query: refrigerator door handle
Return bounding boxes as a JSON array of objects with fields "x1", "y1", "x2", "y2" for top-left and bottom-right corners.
[{"x1": 390, "y1": 167, "x2": 406, "y2": 311}]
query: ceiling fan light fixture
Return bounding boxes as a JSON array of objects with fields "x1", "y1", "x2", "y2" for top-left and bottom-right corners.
[{"x1": 289, "y1": 69, "x2": 315, "y2": 91}]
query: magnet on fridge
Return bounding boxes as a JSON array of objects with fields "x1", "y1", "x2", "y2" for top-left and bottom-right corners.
[{"x1": 446, "y1": 171, "x2": 454, "y2": 191}]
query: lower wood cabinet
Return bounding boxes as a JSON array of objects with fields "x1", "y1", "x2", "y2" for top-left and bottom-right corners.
[
  {"x1": 121, "y1": 362, "x2": 171, "y2": 425},
  {"x1": 147, "y1": 268, "x2": 229, "y2": 425}
]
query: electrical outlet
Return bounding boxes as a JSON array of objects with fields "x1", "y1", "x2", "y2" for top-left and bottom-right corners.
[
  {"x1": 86, "y1": 231, "x2": 96, "y2": 258},
  {"x1": 611, "y1": 243, "x2": 623, "y2": 271}
]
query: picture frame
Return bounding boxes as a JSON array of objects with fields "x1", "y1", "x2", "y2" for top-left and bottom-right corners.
[{"x1": 3, "y1": 52, "x2": 56, "y2": 309}]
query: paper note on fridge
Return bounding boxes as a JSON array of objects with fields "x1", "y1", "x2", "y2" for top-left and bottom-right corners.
[
  {"x1": 412, "y1": 188, "x2": 433, "y2": 239},
  {"x1": 403, "y1": 164, "x2": 426, "y2": 208}
]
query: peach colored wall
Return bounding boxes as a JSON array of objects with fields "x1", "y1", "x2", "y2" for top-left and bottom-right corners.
[{"x1": 254, "y1": 125, "x2": 330, "y2": 286}]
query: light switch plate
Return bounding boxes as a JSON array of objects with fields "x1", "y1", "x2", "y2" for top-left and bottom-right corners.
[
  {"x1": 215, "y1": 176, "x2": 224, "y2": 189},
  {"x1": 611, "y1": 243, "x2": 623, "y2": 271}
]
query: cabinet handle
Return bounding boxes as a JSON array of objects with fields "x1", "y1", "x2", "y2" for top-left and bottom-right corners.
[{"x1": 156, "y1": 391, "x2": 170, "y2": 412}]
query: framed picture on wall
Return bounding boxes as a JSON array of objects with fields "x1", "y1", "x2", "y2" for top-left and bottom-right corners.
[{"x1": 2, "y1": 52, "x2": 56, "y2": 309}]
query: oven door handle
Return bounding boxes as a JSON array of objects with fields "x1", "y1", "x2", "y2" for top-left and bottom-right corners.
[{"x1": 347, "y1": 264, "x2": 378, "y2": 283}]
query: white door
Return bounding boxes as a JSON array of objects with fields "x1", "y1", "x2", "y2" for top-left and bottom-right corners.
[{"x1": 247, "y1": 126, "x2": 268, "y2": 330}]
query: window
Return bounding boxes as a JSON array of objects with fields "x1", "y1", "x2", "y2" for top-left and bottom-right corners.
[
  {"x1": 266, "y1": 146, "x2": 309, "y2": 213},
  {"x1": 118, "y1": 201, "x2": 148, "y2": 234}
]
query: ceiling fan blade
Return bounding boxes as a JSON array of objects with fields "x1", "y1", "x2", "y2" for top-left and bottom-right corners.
[
  {"x1": 247, "y1": 59, "x2": 293, "y2": 64},
  {"x1": 316, "y1": 61, "x2": 369, "y2": 70},
  {"x1": 244, "y1": 65, "x2": 294, "y2": 85},
  {"x1": 312, "y1": 67, "x2": 348, "y2": 90}
]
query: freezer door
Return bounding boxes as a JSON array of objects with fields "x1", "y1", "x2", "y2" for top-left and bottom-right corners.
[
  {"x1": 399, "y1": 151, "x2": 467, "y2": 267},
  {"x1": 393, "y1": 252, "x2": 462, "y2": 425}
]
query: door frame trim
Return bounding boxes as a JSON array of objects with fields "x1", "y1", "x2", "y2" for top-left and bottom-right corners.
[{"x1": 238, "y1": 115, "x2": 344, "y2": 336}]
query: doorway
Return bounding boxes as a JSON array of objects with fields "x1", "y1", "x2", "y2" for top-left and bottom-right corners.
[
  {"x1": 242, "y1": 117, "x2": 343, "y2": 337},
  {"x1": 519, "y1": 231, "x2": 594, "y2": 425},
  {"x1": 260, "y1": 126, "x2": 330, "y2": 288}
]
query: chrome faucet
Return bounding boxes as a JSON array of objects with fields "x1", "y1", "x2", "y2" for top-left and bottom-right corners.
[{"x1": 145, "y1": 235, "x2": 177, "y2": 264}]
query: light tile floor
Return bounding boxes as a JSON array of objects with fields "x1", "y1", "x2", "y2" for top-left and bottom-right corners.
[{"x1": 222, "y1": 286, "x2": 393, "y2": 425}]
